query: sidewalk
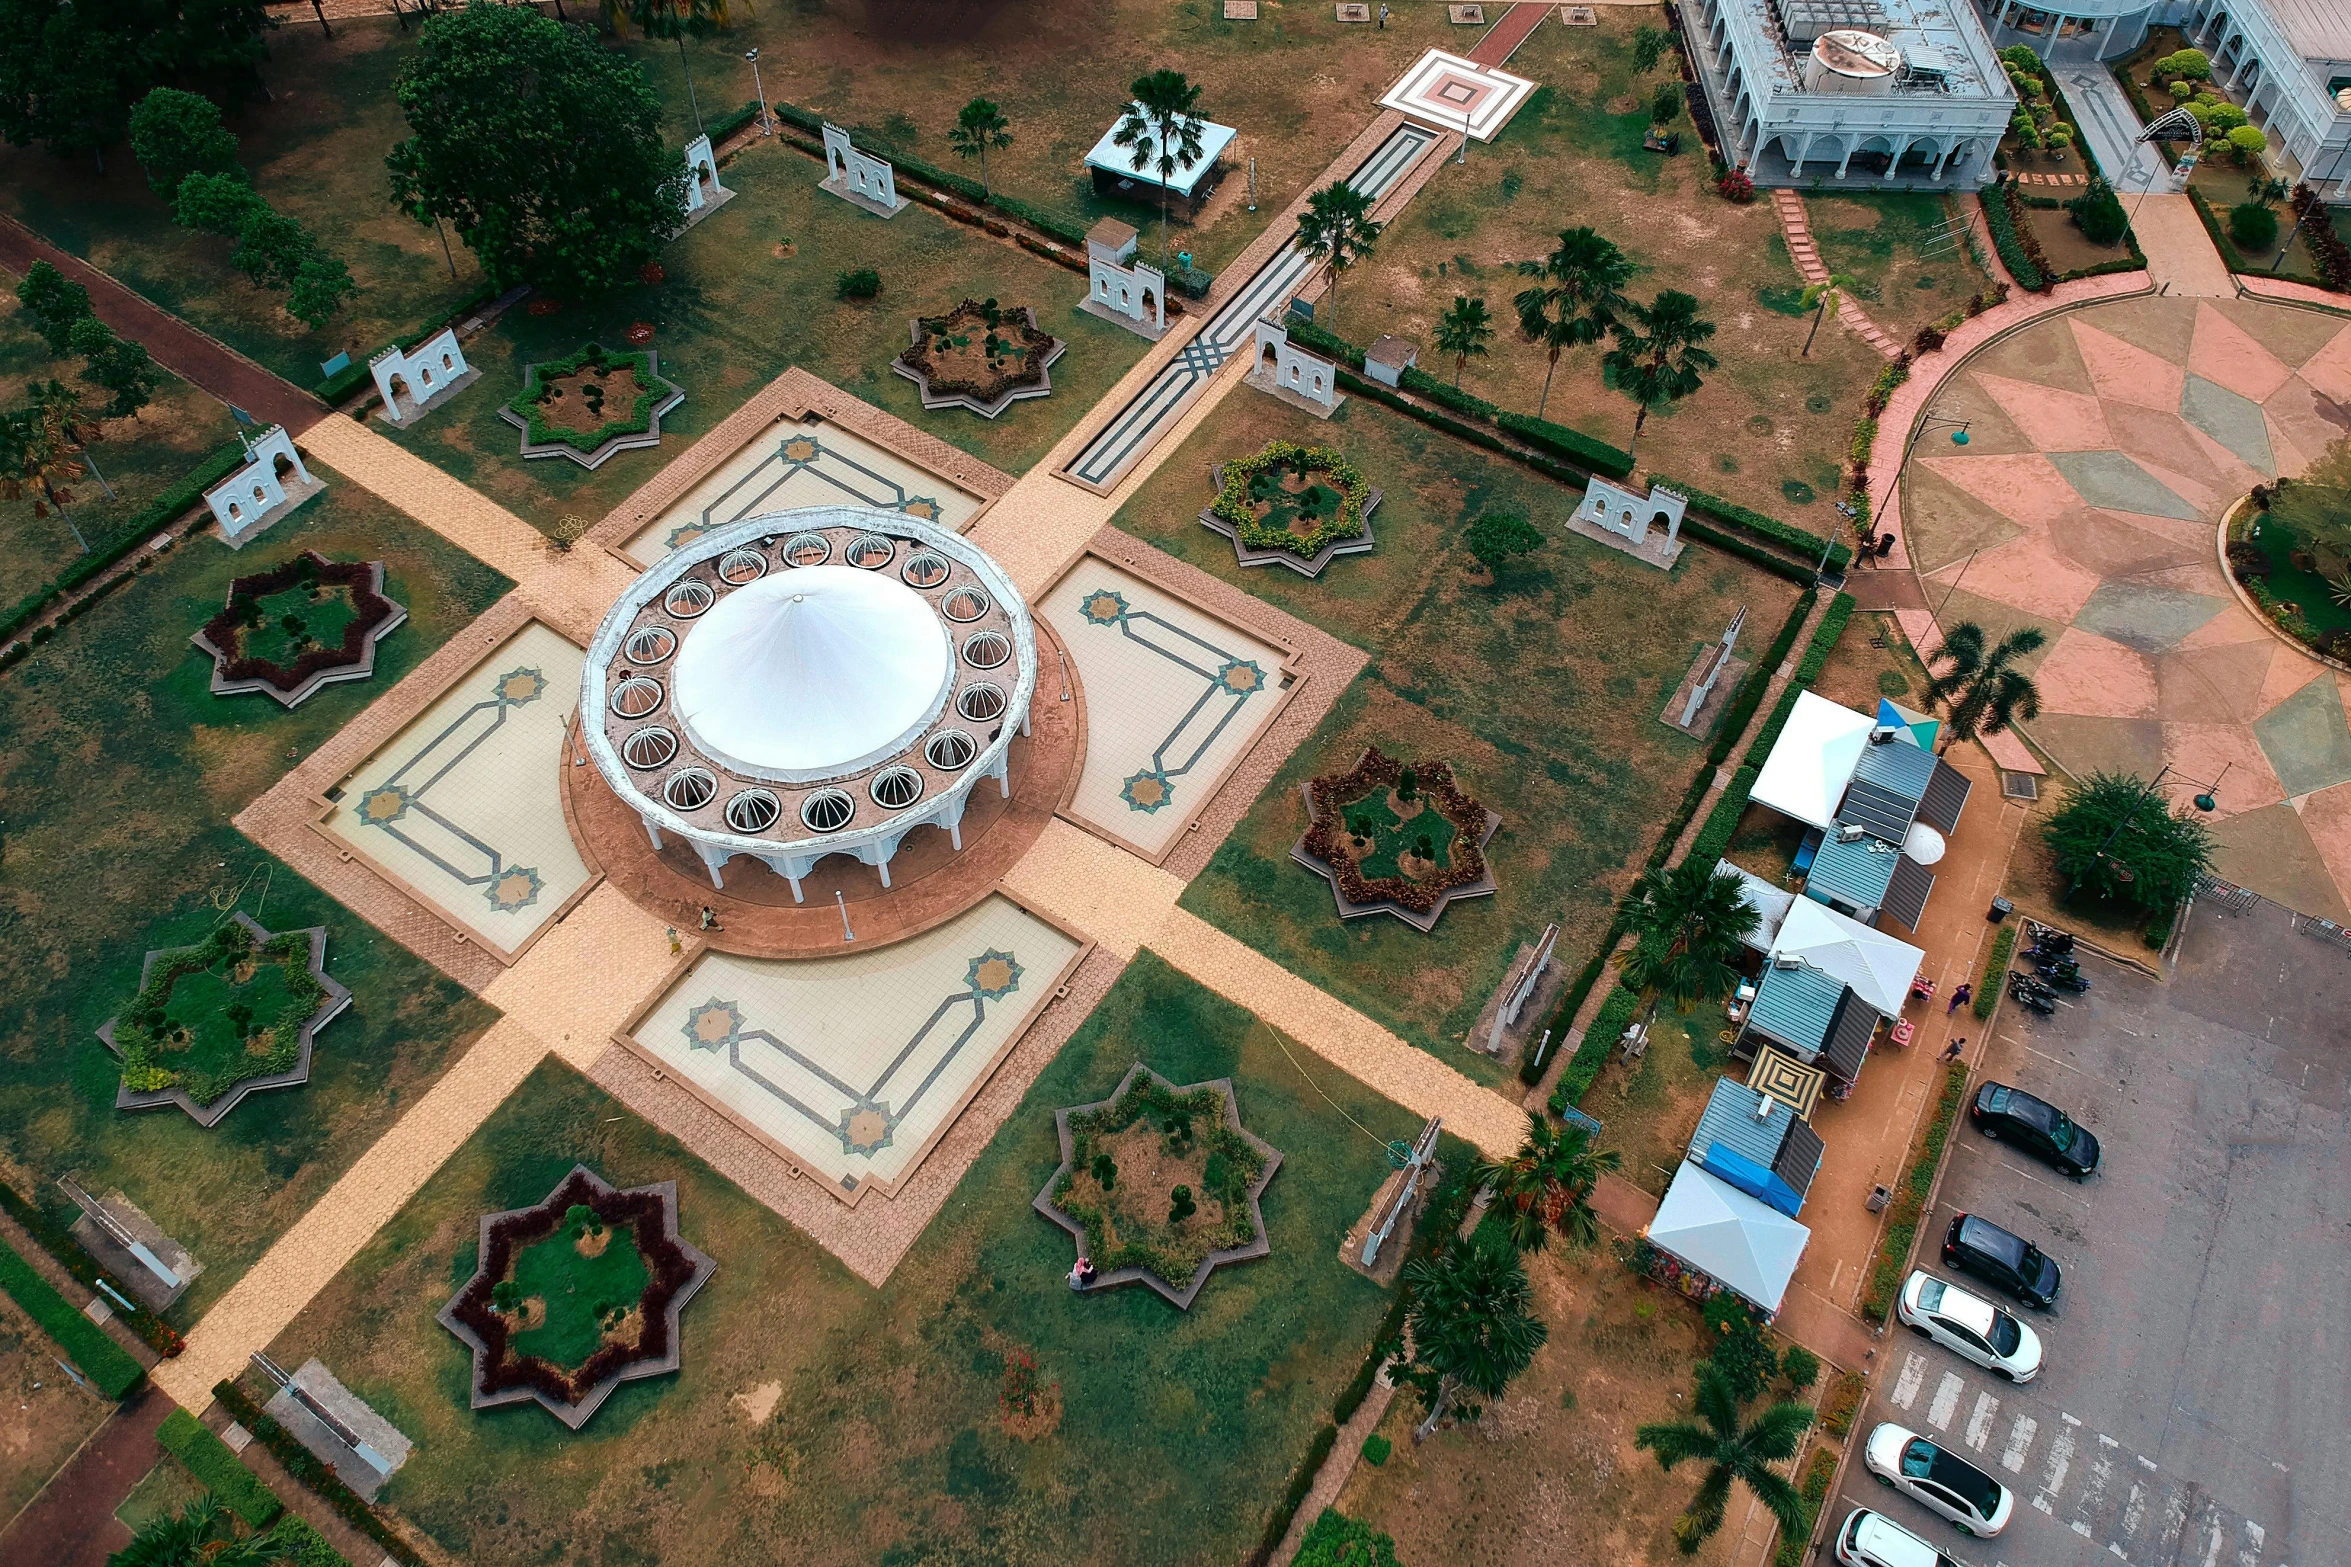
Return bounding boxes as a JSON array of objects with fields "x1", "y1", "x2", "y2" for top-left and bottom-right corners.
[
  {"x1": 2057, "y1": 64, "x2": 2168, "y2": 194},
  {"x1": 2130, "y1": 193, "x2": 2236, "y2": 296},
  {"x1": 0, "y1": 1384, "x2": 169, "y2": 1567}
]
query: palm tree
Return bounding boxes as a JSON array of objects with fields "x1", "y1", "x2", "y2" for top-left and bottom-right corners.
[
  {"x1": 1612, "y1": 858, "x2": 1759, "y2": 1026},
  {"x1": 1473, "y1": 1110, "x2": 1622, "y2": 1252},
  {"x1": 108, "y1": 1493, "x2": 287, "y2": 1565},
  {"x1": 1797, "y1": 271, "x2": 1857, "y2": 359},
  {"x1": 1115, "y1": 70, "x2": 1206, "y2": 273},
  {"x1": 1513, "y1": 227, "x2": 1632, "y2": 421},
  {"x1": 1294, "y1": 181, "x2": 1383, "y2": 334},
  {"x1": 605, "y1": 0, "x2": 728, "y2": 134},
  {"x1": 1922, "y1": 620, "x2": 2045, "y2": 754},
  {"x1": 1401, "y1": 1229, "x2": 1548, "y2": 1442},
  {"x1": 1603, "y1": 289, "x2": 1718, "y2": 461},
  {"x1": 948, "y1": 98, "x2": 1012, "y2": 200},
  {"x1": 1433, "y1": 295, "x2": 1493, "y2": 388},
  {"x1": 1636, "y1": 1363, "x2": 1815, "y2": 1554},
  {"x1": 1, "y1": 379, "x2": 96, "y2": 553}
]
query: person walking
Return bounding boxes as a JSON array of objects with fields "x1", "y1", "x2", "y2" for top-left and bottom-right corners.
[
  {"x1": 1378, "y1": 2, "x2": 1389, "y2": 26},
  {"x1": 1946, "y1": 981, "x2": 1971, "y2": 1014},
  {"x1": 1941, "y1": 1036, "x2": 1967, "y2": 1063}
]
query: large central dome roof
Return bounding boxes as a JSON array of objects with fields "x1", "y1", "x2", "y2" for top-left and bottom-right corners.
[{"x1": 671, "y1": 564, "x2": 954, "y2": 783}]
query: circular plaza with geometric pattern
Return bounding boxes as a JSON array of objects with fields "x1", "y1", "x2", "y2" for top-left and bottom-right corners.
[{"x1": 583, "y1": 504, "x2": 1038, "y2": 901}]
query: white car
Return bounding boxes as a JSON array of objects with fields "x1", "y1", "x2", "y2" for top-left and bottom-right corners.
[
  {"x1": 1864, "y1": 1422, "x2": 2016, "y2": 1537},
  {"x1": 1897, "y1": 1270, "x2": 2043, "y2": 1382},
  {"x1": 1834, "y1": 1507, "x2": 1969, "y2": 1567}
]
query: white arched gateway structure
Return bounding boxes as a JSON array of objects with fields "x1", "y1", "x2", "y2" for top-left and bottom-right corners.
[{"x1": 583, "y1": 505, "x2": 1038, "y2": 899}]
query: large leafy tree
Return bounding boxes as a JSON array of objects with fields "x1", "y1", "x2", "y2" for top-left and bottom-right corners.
[
  {"x1": 1614, "y1": 857, "x2": 1759, "y2": 1025},
  {"x1": 1464, "y1": 509, "x2": 1542, "y2": 579},
  {"x1": 1399, "y1": 1228, "x2": 1548, "y2": 1441},
  {"x1": 0, "y1": 0, "x2": 270, "y2": 165},
  {"x1": 1114, "y1": 69, "x2": 1205, "y2": 273},
  {"x1": 388, "y1": 4, "x2": 688, "y2": 293},
  {"x1": 1473, "y1": 1110, "x2": 1622, "y2": 1253},
  {"x1": 2045, "y1": 770, "x2": 2216, "y2": 913},
  {"x1": 602, "y1": 0, "x2": 725, "y2": 134},
  {"x1": 68, "y1": 316, "x2": 156, "y2": 418},
  {"x1": 1, "y1": 378, "x2": 98, "y2": 550},
  {"x1": 1434, "y1": 294, "x2": 1493, "y2": 388},
  {"x1": 1636, "y1": 1363, "x2": 1814, "y2": 1554},
  {"x1": 14, "y1": 260, "x2": 91, "y2": 355},
  {"x1": 1513, "y1": 226, "x2": 1632, "y2": 421},
  {"x1": 947, "y1": 96, "x2": 1011, "y2": 200},
  {"x1": 1295, "y1": 180, "x2": 1382, "y2": 334},
  {"x1": 126, "y1": 86, "x2": 239, "y2": 199},
  {"x1": 1604, "y1": 289, "x2": 1718, "y2": 458},
  {"x1": 1921, "y1": 620, "x2": 2044, "y2": 754}
]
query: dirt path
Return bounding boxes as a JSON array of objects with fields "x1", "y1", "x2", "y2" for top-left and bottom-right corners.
[
  {"x1": 0, "y1": 217, "x2": 327, "y2": 434},
  {"x1": 0, "y1": 1384, "x2": 168, "y2": 1567}
]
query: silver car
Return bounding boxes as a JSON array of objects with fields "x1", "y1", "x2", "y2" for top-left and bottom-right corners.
[{"x1": 1896, "y1": 1270, "x2": 2043, "y2": 1382}]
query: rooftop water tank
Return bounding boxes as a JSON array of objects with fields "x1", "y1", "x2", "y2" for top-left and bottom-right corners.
[{"x1": 1804, "y1": 30, "x2": 1902, "y2": 95}]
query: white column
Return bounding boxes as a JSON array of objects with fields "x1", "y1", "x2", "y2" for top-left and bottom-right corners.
[{"x1": 1793, "y1": 133, "x2": 1814, "y2": 176}]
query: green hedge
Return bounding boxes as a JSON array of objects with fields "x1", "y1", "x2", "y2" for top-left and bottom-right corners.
[
  {"x1": 1744, "y1": 593, "x2": 1856, "y2": 767},
  {"x1": 267, "y1": 1514, "x2": 351, "y2": 1567},
  {"x1": 1281, "y1": 315, "x2": 1365, "y2": 369},
  {"x1": 1550, "y1": 984, "x2": 1638, "y2": 1111},
  {"x1": 1296, "y1": 1509, "x2": 1405, "y2": 1567},
  {"x1": 1522, "y1": 945, "x2": 1610, "y2": 1085},
  {"x1": 1860, "y1": 1061, "x2": 1972, "y2": 1320},
  {"x1": 1688, "y1": 764, "x2": 1762, "y2": 866},
  {"x1": 1252, "y1": 1422, "x2": 1339, "y2": 1565},
  {"x1": 0, "y1": 1238, "x2": 145, "y2": 1398},
  {"x1": 704, "y1": 98, "x2": 762, "y2": 145},
  {"x1": 1774, "y1": 1447, "x2": 1842, "y2": 1567},
  {"x1": 0, "y1": 1182, "x2": 182, "y2": 1357},
  {"x1": 1974, "y1": 925, "x2": 2015, "y2": 1018},
  {"x1": 1398, "y1": 364, "x2": 1497, "y2": 418},
  {"x1": 1495, "y1": 411, "x2": 1635, "y2": 479},
  {"x1": 318, "y1": 280, "x2": 507, "y2": 402},
  {"x1": 1979, "y1": 186, "x2": 2047, "y2": 292},
  {"x1": 1705, "y1": 591, "x2": 1815, "y2": 769},
  {"x1": 768, "y1": 100, "x2": 1092, "y2": 246},
  {"x1": 1657, "y1": 479, "x2": 1850, "y2": 571},
  {"x1": 213, "y1": 1379, "x2": 426, "y2": 1563},
  {"x1": 157, "y1": 1408, "x2": 281, "y2": 1528},
  {"x1": 0, "y1": 439, "x2": 246, "y2": 648}
]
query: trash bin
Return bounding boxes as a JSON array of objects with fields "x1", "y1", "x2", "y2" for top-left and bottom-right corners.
[
  {"x1": 1988, "y1": 896, "x2": 2013, "y2": 924},
  {"x1": 1867, "y1": 1184, "x2": 1892, "y2": 1213}
]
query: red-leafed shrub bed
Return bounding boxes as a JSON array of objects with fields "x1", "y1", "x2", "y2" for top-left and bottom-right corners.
[
  {"x1": 199, "y1": 551, "x2": 398, "y2": 697},
  {"x1": 1302, "y1": 747, "x2": 1489, "y2": 914}
]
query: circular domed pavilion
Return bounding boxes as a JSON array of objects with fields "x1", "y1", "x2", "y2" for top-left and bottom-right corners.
[{"x1": 582, "y1": 505, "x2": 1038, "y2": 901}]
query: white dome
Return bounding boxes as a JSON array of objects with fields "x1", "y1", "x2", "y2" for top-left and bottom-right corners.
[
  {"x1": 1902, "y1": 821, "x2": 1947, "y2": 866},
  {"x1": 671, "y1": 565, "x2": 953, "y2": 783}
]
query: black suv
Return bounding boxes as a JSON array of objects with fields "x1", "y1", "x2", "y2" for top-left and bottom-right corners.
[
  {"x1": 1970, "y1": 1082, "x2": 2101, "y2": 1176},
  {"x1": 1942, "y1": 1214, "x2": 2061, "y2": 1308}
]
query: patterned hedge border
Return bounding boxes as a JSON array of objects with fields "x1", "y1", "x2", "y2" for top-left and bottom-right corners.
[
  {"x1": 191, "y1": 551, "x2": 404, "y2": 705},
  {"x1": 1301, "y1": 747, "x2": 1491, "y2": 915},
  {"x1": 1210, "y1": 440, "x2": 1371, "y2": 559}
]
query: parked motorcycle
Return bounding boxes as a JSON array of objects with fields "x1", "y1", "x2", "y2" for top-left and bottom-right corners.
[
  {"x1": 2035, "y1": 964, "x2": 2090, "y2": 994},
  {"x1": 2025, "y1": 923, "x2": 2075, "y2": 954},
  {"x1": 2006, "y1": 980, "x2": 2058, "y2": 1016}
]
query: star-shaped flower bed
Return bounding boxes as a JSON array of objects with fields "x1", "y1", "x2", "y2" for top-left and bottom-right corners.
[
  {"x1": 1291, "y1": 746, "x2": 1500, "y2": 932},
  {"x1": 893, "y1": 298, "x2": 1065, "y2": 418},
  {"x1": 191, "y1": 551, "x2": 406, "y2": 709},
  {"x1": 438, "y1": 1166, "x2": 715, "y2": 1430},
  {"x1": 96, "y1": 912, "x2": 349, "y2": 1128},
  {"x1": 1033, "y1": 1063, "x2": 1282, "y2": 1310},
  {"x1": 1199, "y1": 440, "x2": 1381, "y2": 578}
]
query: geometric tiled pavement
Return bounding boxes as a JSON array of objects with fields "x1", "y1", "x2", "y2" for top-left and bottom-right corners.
[{"x1": 1903, "y1": 297, "x2": 2351, "y2": 917}]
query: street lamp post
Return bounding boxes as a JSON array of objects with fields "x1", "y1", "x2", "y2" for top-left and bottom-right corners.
[
  {"x1": 1862, "y1": 412, "x2": 1970, "y2": 567},
  {"x1": 2068, "y1": 762, "x2": 2227, "y2": 895},
  {"x1": 746, "y1": 48, "x2": 772, "y2": 138}
]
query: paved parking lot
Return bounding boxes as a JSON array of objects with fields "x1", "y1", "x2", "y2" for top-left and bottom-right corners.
[{"x1": 1819, "y1": 896, "x2": 2351, "y2": 1567}]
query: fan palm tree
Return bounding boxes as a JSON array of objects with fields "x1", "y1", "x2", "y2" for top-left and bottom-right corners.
[
  {"x1": 2, "y1": 379, "x2": 96, "y2": 552},
  {"x1": 948, "y1": 98, "x2": 1012, "y2": 200},
  {"x1": 1514, "y1": 227, "x2": 1633, "y2": 421},
  {"x1": 1613, "y1": 858, "x2": 1760, "y2": 1025},
  {"x1": 1401, "y1": 1229, "x2": 1548, "y2": 1442},
  {"x1": 1473, "y1": 1110, "x2": 1622, "y2": 1252},
  {"x1": 1433, "y1": 294, "x2": 1493, "y2": 388},
  {"x1": 107, "y1": 1494, "x2": 287, "y2": 1566},
  {"x1": 1797, "y1": 271, "x2": 1858, "y2": 359},
  {"x1": 1922, "y1": 620, "x2": 2046, "y2": 754},
  {"x1": 1636, "y1": 1363, "x2": 1814, "y2": 1554},
  {"x1": 1604, "y1": 289, "x2": 1718, "y2": 460},
  {"x1": 605, "y1": 0, "x2": 728, "y2": 134},
  {"x1": 1115, "y1": 70, "x2": 1206, "y2": 273},
  {"x1": 1294, "y1": 180, "x2": 1383, "y2": 334}
]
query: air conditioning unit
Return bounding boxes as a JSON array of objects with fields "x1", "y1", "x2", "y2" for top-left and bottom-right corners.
[
  {"x1": 1773, "y1": 953, "x2": 1804, "y2": 970},
  {"x1": 1838, "y1": 823, "x2": 1868, "y2": 843},
  {"x1": 1869, "y1": 725, "x2": 1898, "y2": 744},
  {"x1": 1753, "y1": 1092, "x2": 1777, "y2": 1121}
]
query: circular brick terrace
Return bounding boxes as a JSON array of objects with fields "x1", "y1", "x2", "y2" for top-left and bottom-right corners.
[{"x1": 561, "y1": 618, "x2": 1085, "y2": 956}]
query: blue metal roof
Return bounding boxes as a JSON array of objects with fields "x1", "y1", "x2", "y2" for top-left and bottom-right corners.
[
  {"x1": 1852, "y1": 735, "x2": 1939, "y2": 800},
  {"x1": 1747, "y1": 960, "x2": 1845, "y2": 1055},
  {"x1": 1808, "y1": 830, "x2": 1903, "y2": 912},
  {"x1": 1691, "y1": 1077, "x2": 1795, "y2": 1170},
  {"x1": 1700, "y1": 1144, "x2": 1808, "y2": 1219}
]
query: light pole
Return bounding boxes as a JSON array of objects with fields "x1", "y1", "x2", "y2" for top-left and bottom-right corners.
[
  {"x1": 746, "y1": 48, "x2": 771, "y2": 137},
  {"x1": 1864, "y1": 413, "x2": 1970, "y2": 565},
  {"x1": 2069, "y1": 763, "x2": 2226, "y2": 896}
]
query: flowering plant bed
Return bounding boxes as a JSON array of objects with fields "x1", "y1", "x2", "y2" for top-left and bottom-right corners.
[
  {"x1": 892, "y1": 297, "x2": 1065, "y2": 417},
  {"x1": 1199, "y1": 440, "x2": 1380, "y2": 577},
  {"x1": 2229, "y1": 468, "x2": 2351, "y2": 665},
  {"x1": 438, "y1": 1166, "x2": 714, "y2": 1430},
  {"x1": 501, "y1": 343, "x2": 685, "y2": 468},
  {"x1": 1034, "y1": 1064, "x2": 1280, "y2": 1310},
  {"x1": 190, "y1": 551, "x2": 406, "y2": 709},
  {"x1": 1292, "y1": 747, "x2": 1500, "y2": 931},
  {"x1": 96, "y1": 913, "x2": 348, "y2": 1126}
]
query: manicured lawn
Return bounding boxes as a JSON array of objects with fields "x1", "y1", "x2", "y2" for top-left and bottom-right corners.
[
  {"x1": 130, "y1": 936, "x2": 314, "y2": 1103},
  {"x1": 1344, "y1": 784, "x2": 1458, "y2": 881},
  {"x1": 0, "y1": 472, "x2": 507, "y2": 1323},
  {"x1": 1128, "y1": 389, "x2": 1799, "y2": 1085},
  {"x1": 381, "y1": 133, "x2": 1150, "y2": 536},
  {"x1": 507, "y1": 1222, "x2": 651, "y2": 1371},
  {"x1": 1803, "y1": 191, "x2": 1995, "y2": 343},
  {"x1": 253, "y1": 952, "x2": 1434, "y2": 1566},
  {"x1": 1328, "y1": 8, "x2": 1920, "y2": 526},
  {"x1": 0, "y1": 290, "x2": 241, "y2": 610}
]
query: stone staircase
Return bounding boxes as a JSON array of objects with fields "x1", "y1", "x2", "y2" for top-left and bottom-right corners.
[{"x1": 1771, "y1": 189, "x2": 1906, "y2": 361}]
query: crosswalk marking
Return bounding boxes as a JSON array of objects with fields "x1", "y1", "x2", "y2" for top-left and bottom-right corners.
[
  {"x1": 1928, "y1": 1372, "x2": 1963, "y2": 1431},
  {"x1": 1965, "y1": 1392, "x2": 1998, "y2": 1451},
  {"x1": 2159, "y1": 1491, "x2": 2189, "y2": 1553},
  {"x1": 2123, "y1": 1482, "x2": 2148, "y2": 1538},
  {"x1": 2199, "y1": 1503, "x2": 2226, "y2": 1567},
  {"x1": 2002, "y1": 1414, "x2": 2038, "y2": 1472},
  {"x1": 2038, "y1": 1425, "x2": 2077, "y2": 1511},
  {"x1": 1892, "y1": 1352, "x2": 1926, "y2": 1410}
]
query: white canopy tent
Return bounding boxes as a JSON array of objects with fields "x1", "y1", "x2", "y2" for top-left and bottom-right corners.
[
  {"x1": 1770, "y1": 894, "x2": 1924, "y2": 1021},
  {"x1": 1749, "y1": 691, "x2": 1875, "y2": 831},
  {"x1": 1647, "y1": 1161, "x2": 1812, "y2": 1316}
]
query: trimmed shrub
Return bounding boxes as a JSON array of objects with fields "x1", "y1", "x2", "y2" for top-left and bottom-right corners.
[
  {"x1": 1974, "y1": 925, "x2": 2015, "y2": 1019},
  {"x1": 0, "y1": 1183, "x2": 182, "y2": 1356},
  {"x1": 1495, "y1": 411, "x2": 1635, "y2": 479},
  {"x1": 1399, "y1": 364, "x2": 1497, "y2": 419},
  {"x1": 836, "y1": 268, "x2": 882, "y2": 300},
  {"x1": 2070, "y1": 176, "x2": 2130, "y2": 246},
  {"x1": 1861, "y1": 1062, "x2": 1972, "y2": 1320},
  {"x1": 1361, "y1": 1433, "x2": 1392, "y2": 1466},
  {"x1": 1295, "y1": 1509, "x2": 1405, "y2": 1567},
  {"x1": 1551, "y1": 984, "x2": 1638, "y2": 1111},
  {"x1": 1980, "y1": 184, "x2": 2047, "y2": 292},
  {"x1": 0, "y1": 1240, "x2": 145, "y2": 1398},
  {"x1": 1773, "y1": 1446, "x2": 1842, "y2": 1567},
  {"x1": 156, "y1": 1408, "x2": 281, "y2": 1528},
  {"x1": 1658, "y1": 480, "x2": 1850, "y2": 570},
  {"x1": 2228, "y1": 202, "x2": 2279, "y2": 253}
]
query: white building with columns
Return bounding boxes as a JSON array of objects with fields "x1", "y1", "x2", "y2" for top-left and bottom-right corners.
[
  {"x1": 1970, "y1": 0, "x2": 2350, "y2": 198},
  {"x1": 1682, "y1": 0, "x2": 2017, "y2": 188}
]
